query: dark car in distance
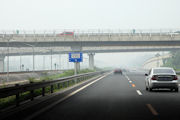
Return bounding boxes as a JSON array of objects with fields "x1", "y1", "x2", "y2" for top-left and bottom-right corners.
[{"x1": 114, "y1": 69, "x2": 122, "y2": 75}]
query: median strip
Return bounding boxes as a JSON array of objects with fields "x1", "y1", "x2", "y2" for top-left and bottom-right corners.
[{"x1": 146, "y1": 104, "x2": 158, "y2": 116}]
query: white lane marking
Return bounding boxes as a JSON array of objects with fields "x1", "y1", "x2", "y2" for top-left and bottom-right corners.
[
  {"x1": 24, "y1": 72, "x2": 111, "y2": 120},
  {"x1": 126, "y1": 76, "x2": 129, "y2": 80},
  {"x1": 124, "y1": 74, "x2": 130, "y2": 81},
  {"x1": 146, "y1": 104, "x2": 159, "y2": 116},
  {"x1": 129, "y1": 80, "x2": 132, "y2": 83},
  {"x1": 136, "y1": 90, "x2": 142, "y2": 95}
]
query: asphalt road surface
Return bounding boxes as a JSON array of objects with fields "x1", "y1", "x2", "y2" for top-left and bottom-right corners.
[
  {"x1": 20, "y1": 71, "x2": 178, "y2": 120},
  {"x1": 4, "y1": 71, "x2": 180, "y2": 120}
]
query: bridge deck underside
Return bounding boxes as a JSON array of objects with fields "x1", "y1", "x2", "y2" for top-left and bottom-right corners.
[{"x1": 0, "y1": 46, "x2": 179, "y2": 56}]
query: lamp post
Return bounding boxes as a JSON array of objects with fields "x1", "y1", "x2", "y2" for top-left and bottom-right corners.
[
  {"x1": 20, "y1": 54, "x2": 22, "y2": 71},
  {"x1": 59, "y1": 54, "x2": 61, "y2": 70},
  {"x1": 43, "y1": 56, "x2": 45, "y2": 70},
  {"x1": 33, "y1": 47, "x2": 35, "y2": 72},
  {"x1": 54, "y1": 63, "x2": 57, "y2": 70},
  {"x1": 50, "y1": 49, "x2": 52, "y2": 70},
  {"x1": 67, "y1": 55, "x2": 69, "y2": 69},
  {"x1": 23, "y1": 43, "x2": 35, "y2": 73},
  {"x1": 5, "y1": 33, "x2": 14, "y2": 82},
  {"x1": 7, "y1": 38, "x2": 10, "y2": 82},
  {"x1": 155, "y1": 53, "x2": 160, "y2": 67},
  {"x1": 44, "y1": 48, "x2": 53, "y2": 71}
]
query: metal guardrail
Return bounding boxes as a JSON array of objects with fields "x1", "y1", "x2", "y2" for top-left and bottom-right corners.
[{"x1": 0, "y1": 71, "x2": 108, "y2": 107}]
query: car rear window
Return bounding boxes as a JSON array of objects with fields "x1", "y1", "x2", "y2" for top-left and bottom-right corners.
[{"x1": 153, "y1": 69, "x2": 174, "y2": 74}]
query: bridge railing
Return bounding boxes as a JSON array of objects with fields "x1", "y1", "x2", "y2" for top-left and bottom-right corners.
[
  {"x1": 1, "y1": 29, "x2": 180, "y2": 34},
  {"x1": 0, "y1": 29, "x2": 180, "y2": 42},
  {"x1": 0, "y1": 70, "x2": 108, "y2": 107}
]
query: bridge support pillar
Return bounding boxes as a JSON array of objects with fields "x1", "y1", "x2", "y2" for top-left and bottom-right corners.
[
  {"x1": 88, "y1": 53, "x2": 95, "y2": 70},
  {"x1": 0, "y1": 55, "x2": 5, "y2": 72}
]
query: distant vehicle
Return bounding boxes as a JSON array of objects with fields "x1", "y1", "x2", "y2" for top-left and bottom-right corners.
[
  {"x1": 59, "y1": 32, "x2": 74, "y2": 36},
  {"x1": 114, "y1": 69, "x2": 122, "y2": 75},
  {"x1": 145, "y1": 67, "x2": 178, "y2": 92}
]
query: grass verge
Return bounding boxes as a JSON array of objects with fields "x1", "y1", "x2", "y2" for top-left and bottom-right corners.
[{"x1": 0, "y1": 69, "x2": 96, "y2": 110}]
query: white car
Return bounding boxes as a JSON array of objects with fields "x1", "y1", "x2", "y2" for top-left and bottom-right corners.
[{"x1": 145, "y1": 67, "x2": 179, "y2": 92}]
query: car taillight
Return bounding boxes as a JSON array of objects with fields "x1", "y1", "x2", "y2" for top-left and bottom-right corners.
[
  {"x1": 173, "y1": 75, "x2": 178, "y2": 80},
  {"x1": 151, "y1": 75, "x2": 157, "y2": 80}
]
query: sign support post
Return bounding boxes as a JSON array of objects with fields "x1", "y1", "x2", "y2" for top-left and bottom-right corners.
[
  {"x1": 74, "y1": 62, "x2": 78, "y2": 75},
  {"x1": 69, "y1": 52, "x2": 83, "y2": 75}
]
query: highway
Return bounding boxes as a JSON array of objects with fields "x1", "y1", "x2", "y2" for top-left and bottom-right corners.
[{"x1": 3, "y1": 71, "x2": 180, "y2": 120}]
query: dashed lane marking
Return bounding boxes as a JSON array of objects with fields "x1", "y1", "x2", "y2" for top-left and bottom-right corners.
[
  {"x1": 124, "y1": 74, "x2": 129, "y2": 80},
  {"x1": 136, "y1": 90, "x2": 142, "y2": 95},
  {"x1": 146, "y1": 104, "x2": 159, "y2": 116}
]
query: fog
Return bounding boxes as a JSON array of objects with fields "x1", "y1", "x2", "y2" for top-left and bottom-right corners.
[
  {"x1": 0, "y1": 0, "x2": 180, "y2": 29},
  {"x1": 95, "y1": 52, "x2": 157, "y2": 68},
  {"x1": 0, "y1": 0, "x2": 179, "y2": 71},
  {"x1": 3, "y1": 52, "x2": 162, "y2": 72}
]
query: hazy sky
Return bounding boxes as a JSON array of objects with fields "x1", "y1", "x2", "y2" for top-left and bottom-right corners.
[
  {"x1": 0, "y1": 0, "x2": 179, "y2": 69},
  {"x1": 0, "y1": 0, "x2": 180, "y2": 30}
]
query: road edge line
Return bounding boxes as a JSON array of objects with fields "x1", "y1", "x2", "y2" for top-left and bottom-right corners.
[{"x1": 24, "y1": 72, "x2": 111, "y2": 120}]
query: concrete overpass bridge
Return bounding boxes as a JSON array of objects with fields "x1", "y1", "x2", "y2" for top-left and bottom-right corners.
[
  {"x1": 0, "y1": 29, "x2": 180, "y2": 71},
  {"x1": 0, "y1": 30, "x2": 180, "y2": 48}
]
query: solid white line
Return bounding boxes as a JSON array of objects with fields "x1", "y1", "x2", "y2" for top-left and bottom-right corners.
[
  {"x1": 136, "y1": 90, "x2": 142, "y2": 95},
  {"x1": 25, "y1": 72, "x2": 111, "y2": 120}
]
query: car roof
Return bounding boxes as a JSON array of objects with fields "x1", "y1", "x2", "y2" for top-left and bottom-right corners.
[
  {"x1": 152, "y1": 67, "x2": 173, "y2": 70},
  {"x1": 151, "y1": 67, "x2": 176, "y2": 74}
]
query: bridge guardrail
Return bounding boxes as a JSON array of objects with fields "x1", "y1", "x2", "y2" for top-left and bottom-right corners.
[
  {"x1": 1, "y1": 29, "x2": 180, "y2": 42},
  {"x1": 0, "y1": 70, "x2": 108, "y2": 107},
  {"x1": 1, "y1": 29, "x2": 180, "y2": 34}
]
